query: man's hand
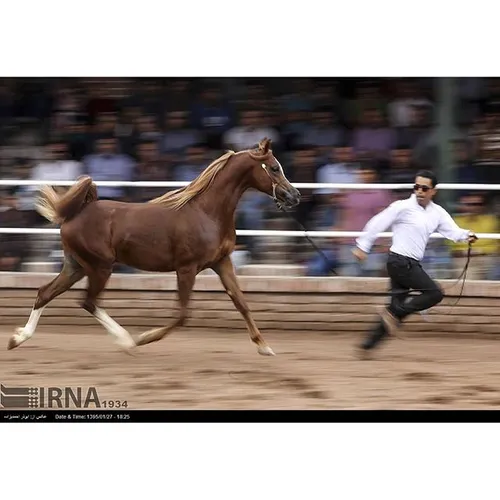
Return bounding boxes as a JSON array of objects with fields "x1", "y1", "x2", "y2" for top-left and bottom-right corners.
[
  {"x1": 352, "y1": 247, "x2": 368, "y2": 261},
  {"x1": 467, "y1": 232, "x2": 478, "y2": 244}
]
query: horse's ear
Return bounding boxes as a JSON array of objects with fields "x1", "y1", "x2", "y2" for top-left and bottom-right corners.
[{"x1": 259, "y1": 138, "x2": 271, "y2": 153}]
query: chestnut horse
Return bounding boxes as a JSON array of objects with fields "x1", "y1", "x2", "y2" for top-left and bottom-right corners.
[{"x1": 8, "y1": 139, "x2": 300, "y2": 356}]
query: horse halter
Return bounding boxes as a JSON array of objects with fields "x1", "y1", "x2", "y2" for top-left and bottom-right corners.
[{"x1": 261, "y1": 163, "x2": 282, "y2": 210}]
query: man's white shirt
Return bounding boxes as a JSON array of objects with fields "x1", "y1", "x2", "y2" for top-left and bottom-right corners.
[{"x1": 356, "y1": 194, "x2": 471, "y2": 261}]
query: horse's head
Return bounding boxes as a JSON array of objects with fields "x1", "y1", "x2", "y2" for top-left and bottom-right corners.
[{"x1": 246, "y1": 138, "x2": 300, "y2": 210}]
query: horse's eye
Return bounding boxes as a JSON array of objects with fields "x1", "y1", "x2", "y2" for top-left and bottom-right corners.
[{"x1": 271, "y1": 165, "x2": 279, "y2": 172}]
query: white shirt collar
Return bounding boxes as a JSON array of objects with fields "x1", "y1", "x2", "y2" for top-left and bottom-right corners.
[{"x1": 409, "y1": 193, "x2": 434, "y2": 210}]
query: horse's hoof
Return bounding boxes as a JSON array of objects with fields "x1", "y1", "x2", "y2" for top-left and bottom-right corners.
[
  {"x1": 119, "y1": 343, "x2": 136, "y2": 356},
  {"x1": 8, "y1": 328, "x2": 28, "y2": 350},
  {"x1": 7, "y1": 335, "x2": 20, "y2": 350},
  {"x1": 116, "y1": 339, "x2": 137, "y2": 355},
  {"x1": 258, "y1": 345, "x2": 275, "y2": 356}
]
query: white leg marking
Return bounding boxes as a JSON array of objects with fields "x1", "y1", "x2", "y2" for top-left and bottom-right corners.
[
  {"x1": 94, "y1": 307, "x2": 136, "y2": 351},
  {"x1": 9, "y1": 306, "x2": 46, "y2": 349},
  {"x1": 258, "y1": 345, "x2": 276, "y2": 356}
]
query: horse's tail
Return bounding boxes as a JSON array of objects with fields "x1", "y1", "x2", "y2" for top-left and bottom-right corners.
[{"x1": 35, "y1": 175, "x2": 98, "y2": 225}]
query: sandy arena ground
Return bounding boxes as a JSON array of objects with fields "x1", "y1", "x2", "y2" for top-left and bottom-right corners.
[{"x1": 1, "y1": 326, "x2": 500, "y2": 409}]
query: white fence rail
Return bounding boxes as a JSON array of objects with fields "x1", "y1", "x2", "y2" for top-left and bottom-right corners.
[
  {"x1": 2, "y1": 180, "x2": 500, "y2": 240},
  {"x1": 1, "y1": 228, "x2": 499, "y2": 239},
  {"x1": 2, "y1": 180, "x2": 500, "y2": 190}
]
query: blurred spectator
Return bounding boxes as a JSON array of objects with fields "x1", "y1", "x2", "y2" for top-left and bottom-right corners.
[
  {"x1": 388, "y1": 80, "x2": 433, "y2": 128},
  {"x1": 116, "y1": 106, "x2": 142, "y2": 156},
  {"x1": 132, "y1": 80, "x2": 165, "y2": 116},
  {"x1": 395, "y1": 104, "x2": 432, "y2": 152},
  {"x1": 191, "y1": 87, "x2": 234, "y2": 150},
  {"x1": 296, "y1": 107, "x2": 345, "y2": 155},
  {"x1": 161, "y1": 110, "x2": 203, "y2": 160},
  {"x1": 15, "y1": 141, "x2": 82, "y2": 224},
  {"x1": 279, "y1": 110, "x2": 310, "y2": 151},
  {"x1": 311, "y1": 85, "x2": 339, "y2": 111},
  {"x1": 83, "y1": 137, "x2": 135, "y2": 200},
  {"x1": 223, "y1": 109, "x2": 279, "y2": 151},
  {"x1": 289, "y1": 147, "x2": 320, "y2": 228},
  {"x1": 30, "y1": 141, "x2": 82, "y2": 183},
  {"x1": 384, "y1": 147, "x2": 415, "y2": 183},
  {"x1": 412, "y1": 105, "x2": 465, "y2": 170},
  {"x1": 65, "y1": 117, "x2": 92, "y2": 161},
  {"x1": 49, "y1": 111, "x2": 76, "y2": 141},
  {"x1": 278, "y1": 79, "x2": 314, "y2": 112},
  {"x1": 164, "y1": 80, "x2": 192, "y2": 113},
  {"x1": 132, "y1": 140, "x2": 171, "y2": 202},
  {"x1": 343, "y1": 81, "x2": 388, "y2": 127},
  {"x1": 0, "y1": 188, "x2": 31, "y2": 271},
  {"x1": 453, "y1": 139, "x2": 484, "y2": 199},
  {"x1": 116, "y1": 107, "x2": 139, "y2": 138},
  {"x1": 135, "y1": 114, "x2": 163, "y2": 143},
  {"x1": 92, "y1": 112, "x2": 119, "y2": 136},
  {"x1": 469, "y1": 112, "x2": 500, "y2": 183},
  {"x1": 173, "y1": 144, "x2": 209, "y2": 182},
  {"x1": 456, "y1": 78, "x2": 487, "y2": 126},
  {"x1": 313, "y1": 145, "x2": 357, "y2": 228},
  {"x1": 315, "y1": 145, "x2": 358, "y2": 194},
  {"x1": 448, "y1": 192, "x2": 498, "y2": 280},
  {"x1": 352, "y1": 107, "x2": 396, "y2": 162},
  {"x1": 52, "y1": 86, "x2": 83, "y2": 127},
  {"x1": 85, "y1": 85, "x2": 116, "y2": 124},
  {"x1": 335, "y1": 164, "x2": 391, "y2": 276}
]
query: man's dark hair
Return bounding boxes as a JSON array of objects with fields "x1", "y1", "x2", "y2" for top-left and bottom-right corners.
[{"x1": 415, "y1": 169, "x2": 438, "y2": 188}]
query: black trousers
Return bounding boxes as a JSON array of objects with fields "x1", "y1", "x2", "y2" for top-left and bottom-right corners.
[
  {"x1": 362, "y1": 251, "x2": 444, "y2": 349},
  {"x1": 386, "y1": 252, "x2": 444, "y2": 320}
]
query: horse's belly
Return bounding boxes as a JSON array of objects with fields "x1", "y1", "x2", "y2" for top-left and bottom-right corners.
[
  {"x1": 114, "y1": 234, "x2": 216, "y2": 272},
  {"x1": 118, "y1": 253, "x2": 176, "y2": 272},
  {"x1": 115, "y1": 245, "x2": 176, "y2": 272}
]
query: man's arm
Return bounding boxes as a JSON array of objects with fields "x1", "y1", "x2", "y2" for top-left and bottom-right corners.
[
  {"x1": 436, "y1": 208, "x2": 477, "y2": 243},
  {"x1": 355, "y1": 200, "x2": 403, "y2": 255}
]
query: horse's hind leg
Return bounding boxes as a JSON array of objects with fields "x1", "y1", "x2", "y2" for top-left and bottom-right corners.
[
  {"x1": 81, "y1": 267, "x2": 136, "y2": 352},
  {"x1": 8, "y1": 256, "x2": 85, "y2": 350},
  {"x1": 136, "y1": 266, "x2": 196, "y2": 346},
  {"x1": 213, "y1": 255, "x2": 274, "y2": 356}
]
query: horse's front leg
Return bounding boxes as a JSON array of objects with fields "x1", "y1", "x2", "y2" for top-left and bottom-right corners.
[{"x1": 212, "y1": 255, "x2": 275, "y2": 356}]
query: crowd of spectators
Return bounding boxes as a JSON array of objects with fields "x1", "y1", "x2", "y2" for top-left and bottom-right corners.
[{"x1": 0, "y1": 77, "x2": 499, "y2": 279}]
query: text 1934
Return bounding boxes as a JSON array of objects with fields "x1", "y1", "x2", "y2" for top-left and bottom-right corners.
[{"x1": 102, "y1": 400, "x2": 128, "y2": 408}]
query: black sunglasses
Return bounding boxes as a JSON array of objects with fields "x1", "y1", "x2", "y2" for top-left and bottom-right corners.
[{"x1": 414, "y1": 183, "x2": 431, "y2": 193}]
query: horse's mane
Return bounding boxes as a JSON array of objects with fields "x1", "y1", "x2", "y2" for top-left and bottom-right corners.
[
  {"x1": 148, "y1": 140, "x2": 271, "y2": 211},
  {"x1": 148, "y1": 150, "x2": 237, "y2": 210}
]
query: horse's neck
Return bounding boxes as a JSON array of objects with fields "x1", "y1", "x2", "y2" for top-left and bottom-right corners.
[{"x1": 196, "y1": 165, "x2": 249, "y2": 221}]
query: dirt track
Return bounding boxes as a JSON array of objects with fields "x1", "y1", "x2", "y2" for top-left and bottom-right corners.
[{"x1": 1, "y1": 326, "x2": 500, "y2": 409}]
